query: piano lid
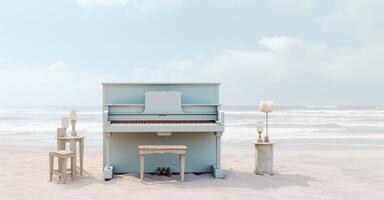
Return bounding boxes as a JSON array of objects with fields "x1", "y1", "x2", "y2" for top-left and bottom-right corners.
[{"x1": 102, "y1": 83, "x2": 220, "y2": 105}]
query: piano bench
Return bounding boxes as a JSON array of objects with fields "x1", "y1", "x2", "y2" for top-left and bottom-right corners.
[{"x1": 138, "y1": 145, "x2": 187, "y2": 182}]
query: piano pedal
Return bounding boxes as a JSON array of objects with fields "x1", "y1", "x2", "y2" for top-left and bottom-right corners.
[
  {"x1": 156, "y1": 167, "x2": 162, "y2": 175},
  {"x1": 165, "y1": 167, "x2": 172, "y2": 177},
  {"x1": 156, "y1": 167, "x2": 172, "y2": 176},
  {"x1": 161, "y1": 167, "x2": 167, "y2": 175}
]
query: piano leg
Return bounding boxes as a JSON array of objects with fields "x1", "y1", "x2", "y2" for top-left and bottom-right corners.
[
  {"x1": 212, "y1": 132, "x2": 224, "y2": 179},
  {"x1": 103, "y1": 132, "x2": 113, "y2": 180}
]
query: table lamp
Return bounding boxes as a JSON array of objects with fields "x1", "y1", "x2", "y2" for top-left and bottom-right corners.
[{"x1": 260, "y1": 101, "x2": 274, "y2": 143}]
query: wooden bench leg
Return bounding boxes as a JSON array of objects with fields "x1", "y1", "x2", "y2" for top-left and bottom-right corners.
[
  {"x1": 140, "y1": 154, "x2": 144, "y2": 181},
  {"x1": 180, "y1": 154, "x2": 185, "y2": 182}
]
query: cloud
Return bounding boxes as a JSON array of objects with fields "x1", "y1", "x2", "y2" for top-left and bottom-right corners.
[
  {"x1": 75, "y1": 0, "x2": 182, "y2": 14},
  {"x1": 321, "y1": 0, "x2": 384, "y2": 44},
  {"x1": 124, "y1": 35, "x2": 384, "y2": 104},
  {"x1": 318, "y1": 0, "x2": 384, "y2": 81},
  {"x1": 47, "y1": 62, "x2": 70, "y2": 72},
  {"x1": 129, "y1": 36, "x2": 332, "y2": 82},
  {"x1": 266, "y1": 0, "x2": 314, "y2": 11},
  {"x1": 113, "y1": 36, "x2": 331, "y2": 104},
  {"x1": 2, "y1": 0, "x2": 383, "y2": 105},
  {"x1": 0, "y1": 62, "x2": 111, "y2": 105},
  {"x1": 2, "y1": 33, "x2": 383, "y2": 105}
]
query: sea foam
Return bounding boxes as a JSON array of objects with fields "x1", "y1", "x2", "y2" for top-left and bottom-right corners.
[{"x1": 0, "y1": 105, "x2": 383, "y2": 146}]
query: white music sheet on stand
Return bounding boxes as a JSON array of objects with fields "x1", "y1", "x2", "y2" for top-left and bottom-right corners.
[{"x1": 143, "y1": 91, "x2": 184, "y2": 114}]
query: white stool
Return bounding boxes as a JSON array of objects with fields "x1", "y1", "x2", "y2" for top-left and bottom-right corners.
[{"x1": 49, "y1": 150, "x2": 76, "y2": 183}]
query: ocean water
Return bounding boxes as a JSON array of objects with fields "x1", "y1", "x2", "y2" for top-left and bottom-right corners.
[{"x1": 0, "y1": 105, "x2": 383, "y2": 146}]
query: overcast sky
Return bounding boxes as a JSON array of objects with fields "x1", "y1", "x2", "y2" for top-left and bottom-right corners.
[{"x1": 0, "y1": 0, "x2": 383, "y2": 106}]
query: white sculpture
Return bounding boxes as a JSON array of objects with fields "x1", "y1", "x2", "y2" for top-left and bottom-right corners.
[{"x1": 70, "y1": 110, "x2": 77, "y2": 136}]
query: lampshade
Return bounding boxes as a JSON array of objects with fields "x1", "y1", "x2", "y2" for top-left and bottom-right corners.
[
  {"x1": 70, "y1": 110, "x2": 77, "y2": 120},
  {"x1": 256, "y1": 121, "x2": 264, "y2": 133},
  {"x1": 260, "y1": 101, "x2": 274, "y2": 113},
  {"x1": 61, "y1": 117, "x2": 69, "y2": 128}
]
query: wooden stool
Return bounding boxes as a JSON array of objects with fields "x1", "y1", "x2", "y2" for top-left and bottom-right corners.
[{"x1": 49, "y1": 151, "x2": 76, "y2": 183}]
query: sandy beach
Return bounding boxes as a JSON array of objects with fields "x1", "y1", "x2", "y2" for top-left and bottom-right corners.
[
  {"x1": 1, "y1": 0, "x2": 384, "y2": 199},
  {"x1": 1, "y1": 139, "x2": 383, "y2": 200}
]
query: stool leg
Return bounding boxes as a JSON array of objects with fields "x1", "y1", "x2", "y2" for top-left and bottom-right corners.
[
  {"x1": 80, "y1": 139, "x2": 84, "y2": 176},
  {"x1": 49, "y1": 154, "x2": 53, "y2": 182},
  {"x1": 62, "y1": 157, "x2": 67, "y2": 184},
  {"x1": 140, "y1": 154, "x2": 144, "y2": 181},
  {"x1": 58, "y1": 157, "x2": 62, "y2": 181},
  {"x1": 69, "y1": 141, "x2": 78, "y2": 176},
  {"x1": 73, "y1": 153, "x2": 77, "y2": 176},
  {"x1": 71, "y1": 156, "x2": 75, "y2": 180}
]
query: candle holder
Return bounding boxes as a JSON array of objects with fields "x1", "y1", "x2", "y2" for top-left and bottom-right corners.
[
  {"x1": 71, "y1": 120, "x2": 77, "y2": 136},
  {"x1": 57, "y1": 127, "x2": 67, "y2": 137},
  {"x1": 70, "y1": 110, "x2": 77, "y2": 136},
  {"x1": 256, "y1": 121, "x2": 264, "y2": 143}
]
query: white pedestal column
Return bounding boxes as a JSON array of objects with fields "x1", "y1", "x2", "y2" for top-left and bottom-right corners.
[{"x1": 254, "y1": 143, "x2": 274, "y2": 175}]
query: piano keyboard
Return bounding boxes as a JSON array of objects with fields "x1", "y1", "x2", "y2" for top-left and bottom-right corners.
[{"x1": 111, "y1": 120, "x2": 216, "y2": 125}]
